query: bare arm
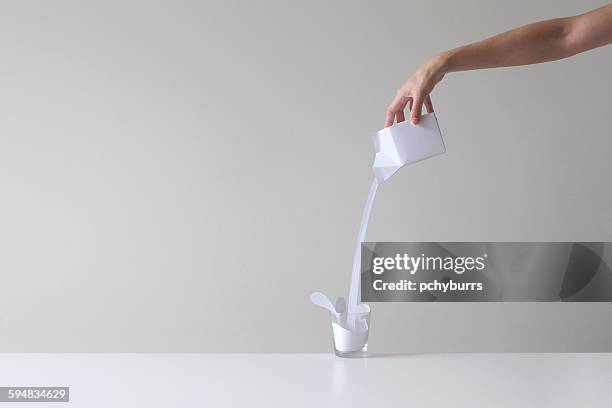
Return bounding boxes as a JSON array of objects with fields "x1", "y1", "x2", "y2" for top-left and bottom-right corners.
[{"x1": 386, "y1": 4, "x2": 612, "y2": 126}]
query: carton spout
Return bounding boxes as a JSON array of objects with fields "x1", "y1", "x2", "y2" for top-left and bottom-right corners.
[{"x1": 373, "y1": 152, "x2": 403, "y2": 183}]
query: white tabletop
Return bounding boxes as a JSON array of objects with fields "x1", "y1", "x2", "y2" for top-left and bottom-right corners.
[{"x1": 0, "y1": 353, "x2": 611, "y2": 407}]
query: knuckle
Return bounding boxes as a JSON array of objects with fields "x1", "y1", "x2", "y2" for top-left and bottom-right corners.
[{"x1": 396, "y1": 88, "x2": 409, "y2": 101}]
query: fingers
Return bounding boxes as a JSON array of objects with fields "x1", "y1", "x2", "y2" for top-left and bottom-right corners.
[
  {"x1": 424, "y1": 95, "x2": 434, "y2": 113},
  {"x1": 386, "y1": 91, "x2": 433, "y2": 127},
  {"x1": 384, "y1": 91, "x2": 409, "y2": 127},
  {"x1": 410, "y1": 94, "x2": 424, "y2": 124},
  {"x1": 384, "y1": 110, "x2": 395, "y2": 128}
]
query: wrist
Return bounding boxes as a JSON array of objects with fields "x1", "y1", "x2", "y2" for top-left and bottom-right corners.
[{"x1": 433, "y1": 51, "x2": 455, "y2": 74}]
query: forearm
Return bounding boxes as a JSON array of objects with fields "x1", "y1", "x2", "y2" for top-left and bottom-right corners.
[
  {"x1": 437, "y1": 4, "x2": 612, "y2": 74},
  {"x1": 440, "y1": 18, "x2": 574, "y2": 73}
]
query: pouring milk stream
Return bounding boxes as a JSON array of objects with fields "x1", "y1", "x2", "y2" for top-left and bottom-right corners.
[{"x1": 311, "y1": 112, "x2": 446, "y2": 349}]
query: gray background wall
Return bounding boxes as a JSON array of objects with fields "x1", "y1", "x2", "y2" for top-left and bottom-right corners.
[{"x1": 0, "y1": 0, "x2": 611, "y2": 352}]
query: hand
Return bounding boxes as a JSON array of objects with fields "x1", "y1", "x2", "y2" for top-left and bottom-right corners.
[{"x1": 385, "y1": 54, "x2": 447, "y2": 127}]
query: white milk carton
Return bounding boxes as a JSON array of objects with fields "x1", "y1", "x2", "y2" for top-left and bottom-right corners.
[{"x1": 372, "y1": 112, "x2": 445, "y2": 182}]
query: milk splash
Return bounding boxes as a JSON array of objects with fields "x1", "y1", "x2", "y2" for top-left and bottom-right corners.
[{"x1": 308, "y1": 178, "x2": 378, "y2": 351}]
